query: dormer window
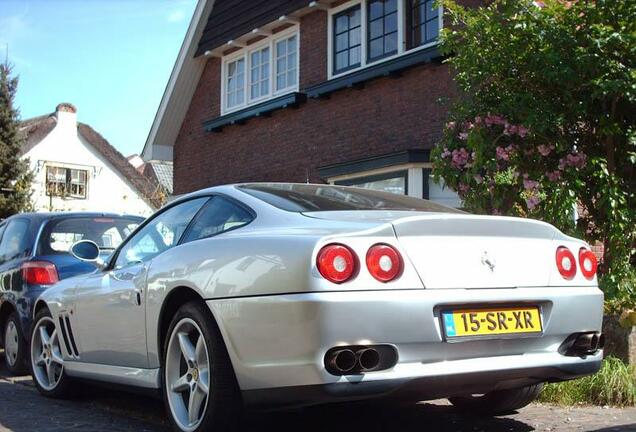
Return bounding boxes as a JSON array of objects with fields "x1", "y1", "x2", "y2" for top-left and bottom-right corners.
[
  {"x1": 221, "y1": 27, "x2": 299, "y2": 114},
  {"x1": 329, "y1": 0, "x2": 442, "y2": 78}
]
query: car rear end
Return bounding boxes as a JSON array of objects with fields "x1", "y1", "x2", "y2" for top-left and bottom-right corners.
[{"x1": 214, "y1": 184, "x2": 604, "y2": 408}]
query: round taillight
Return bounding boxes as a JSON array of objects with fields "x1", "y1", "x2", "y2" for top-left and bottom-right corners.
[
  {"x1": 579, "y1": 248, "x2": 598, "y2": 280},
  {"x1": 317, "y1": 244, "x2": 357, "y2": 283},
  {"x1": 366, "y1": 244, "x2": 403, "y2": 282},
  {"x1": 556, "y1": 246, "x2": 577, "y2": 280}
]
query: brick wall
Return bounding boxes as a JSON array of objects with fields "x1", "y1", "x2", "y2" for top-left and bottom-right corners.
[{"x1": 174, "y1": 11, "x2": 459, "y2": 195}]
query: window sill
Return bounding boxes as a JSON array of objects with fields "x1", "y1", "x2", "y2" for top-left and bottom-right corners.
[
  {"x1": 203, "y1": 92, "x2": 307, "y2": 132},
  {"x1": 307, "y1": 46, "x2": 443, "y2": 99}
]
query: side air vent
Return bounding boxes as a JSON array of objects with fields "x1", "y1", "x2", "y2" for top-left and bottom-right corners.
[
  {"x1": 58, "y1": 316, "x2": 73, "y2": 357},
  {"x1": 58, "y1": 314, "x2": 80, "y2": 358},
  {"x1": 64, "y1": 315, "x2": 80, "y2": 358}
]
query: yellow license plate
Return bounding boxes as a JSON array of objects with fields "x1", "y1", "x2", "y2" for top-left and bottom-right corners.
[{"x1": 442, "y1": 306, "x2": 542, "y2": 339}]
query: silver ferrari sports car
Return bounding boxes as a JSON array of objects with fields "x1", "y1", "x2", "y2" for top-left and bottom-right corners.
[{"x1": 30, "y1": 183, "x2": 604, "y2": 431}]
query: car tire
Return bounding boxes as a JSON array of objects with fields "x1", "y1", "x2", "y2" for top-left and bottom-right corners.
[
  {"x1": 162, "y1": 301, "x2": 240, "y2": 432},
  {"x1": 29, "y1": 308, "x2": 75, "y2": 399},
  {"x1": 3, "y1": 312, "x2": 29, "y2": 376},
  {"x1": 449, "y1": 383, "x2": 543, "y2": 415}
]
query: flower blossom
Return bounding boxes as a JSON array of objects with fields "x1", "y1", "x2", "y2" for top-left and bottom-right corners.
[
  {"x1": 537, "y1": 144, "x2": 554, "y2": 156},
  {"x1": 517, "y1": 126, "x2": 529, "y2": 138},
  {"x1": 559, "y1": 152, "x2": 588, "y2": 170},
  {"x1": 526, "y1": 196, "x2": 541, "y2": 210},
  {"x1": 451, "y1": 148, "x2": 470, "y2": 168},
  {"x1": 496, "y1": 144, "x2": 516, "y2": 162},
  {"x1": 523, "y1": 178, "x2": 539, "y2": 191},
  {"x1": 441, "y1": 148, "x2": 452, "y2": 159},
  {"x1": 546, "y1": 170, "x2": 561, "y2": 181},
  {"x1": 484, "y1": 114, "x2": 507, "y2": 126}
]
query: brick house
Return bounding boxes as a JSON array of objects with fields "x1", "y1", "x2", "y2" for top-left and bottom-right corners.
[{"x1": 143, "y1": 0, "x2": 465, "y2": 207}]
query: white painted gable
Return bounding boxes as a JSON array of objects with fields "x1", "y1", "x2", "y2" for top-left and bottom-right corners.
[{"x1": 22, "y1": 106, "x2": 155, "y2": 217}]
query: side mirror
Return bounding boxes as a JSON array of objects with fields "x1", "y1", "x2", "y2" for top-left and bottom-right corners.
[{"x1": 70, "y1": 240, "x2": 107, "y2": 270}]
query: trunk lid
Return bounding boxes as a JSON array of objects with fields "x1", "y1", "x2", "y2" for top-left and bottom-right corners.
[{"x1": 391, "y1": 214, "x2": 560, "y2": 289}]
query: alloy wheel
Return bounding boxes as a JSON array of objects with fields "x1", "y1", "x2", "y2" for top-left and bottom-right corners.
[
  {"x1": 166, "y1": 318, "x2": 211, "y2": 432},
  {"x1": 30, "y1": 317, "x2": 64, "y2": 391},
  {"x1": 4, "y1": 320, "x2": 19, "y2": 367}
]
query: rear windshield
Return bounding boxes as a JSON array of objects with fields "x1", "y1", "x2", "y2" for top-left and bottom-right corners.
[
  {"x1": 238, "y1": 184, "x2": 462, "y2": 213},
  {"x1": 39, "y1": 217, "x2": 143, "y2": 255}
]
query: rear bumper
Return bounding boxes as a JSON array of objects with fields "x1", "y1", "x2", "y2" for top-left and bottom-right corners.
[
  {"x1": 242, "y1": 358, "x2": 601, "y2": 408},
  {"x1": 207, "y1": 286, "x2": 603, "y2": 407}
]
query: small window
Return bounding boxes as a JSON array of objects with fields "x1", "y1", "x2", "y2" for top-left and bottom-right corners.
[
  {"x1": 337, "y1": 171, "x2": 407, "y2": 195},
  {"x1": 407, "y1": 0, "x2": 440, "y2": 49},
  {"x1": 333, "y1": 5, "x2": 362, "y2": 74},
  {"x1": 367, "y1": 0, "x2": 398, "y2": 62},
  {"x1": 226, "y1": 58, "x2": 246, "y2": 110},
  {"x1": 46, "y1": 166, "x2": 88, "y2": 199},
  {"x1": 275, "y1": 35, "x2": 298, "y2": 92},
  {"x1": 249, "y1": 46, "x2": 270, "y2": 101},
  {"x1": 114, "y1": 197, "x2": 208, "y2": 268},
  {"x1": 0, "y1": 219, "x2": 30, "y2": 263},
  {"x1": 182, "y1": 196, "x2": 253, "y2": 243}
]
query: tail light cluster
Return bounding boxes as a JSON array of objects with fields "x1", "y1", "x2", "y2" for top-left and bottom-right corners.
[
  {"x1": 317, "y1": 243, "x2": 403, "y2": 284},
  {"x1": 555, "y1": 246, "x2": 597, "y2": 280},
  {"x1": 22, "y1": 261, "x2": 59, "y2": 285}
]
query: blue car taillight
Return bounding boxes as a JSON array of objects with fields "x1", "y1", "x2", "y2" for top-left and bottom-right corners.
[{"x1": 22, "y1": 261, "x2": 60, "y2": 285}]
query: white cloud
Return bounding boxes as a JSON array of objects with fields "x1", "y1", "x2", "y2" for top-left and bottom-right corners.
[{"x1": 167, "y1": 9, "x2": 186, "y2": 23}]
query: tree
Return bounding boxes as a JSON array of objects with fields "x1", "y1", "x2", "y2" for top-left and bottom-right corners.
[
  {"x1": 432, "y1": 0, "x2": 636, "y2": 301},
  {"x1": 0, "y1": 62, "x2": 33, "y2": 219}
]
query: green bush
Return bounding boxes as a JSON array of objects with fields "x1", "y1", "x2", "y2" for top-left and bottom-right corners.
[{"x1": 539, "y1": 357, "x2": 636, "y2": 407}]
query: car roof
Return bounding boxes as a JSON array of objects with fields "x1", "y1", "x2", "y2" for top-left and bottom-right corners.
[{"x1": 0, "y1": 212, "x2": 145, "y2": 224}]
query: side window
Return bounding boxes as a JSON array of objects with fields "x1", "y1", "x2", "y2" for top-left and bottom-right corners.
[
  {"x1": 0, "y1": 219, "x2": 30, "y2": 264},
  {"x1": 114, "y1": 198, "x2": 208, "y2": 268},
  {"x1": 182, "y1": 196, "x2": 253, "y2": 244}
]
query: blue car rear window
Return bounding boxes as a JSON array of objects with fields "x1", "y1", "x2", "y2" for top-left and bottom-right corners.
[{"x1": 38, "y1": 217, "x2": 142, "y2": 255}]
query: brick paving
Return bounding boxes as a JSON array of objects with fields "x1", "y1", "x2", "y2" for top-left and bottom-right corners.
[{"x1": 1, "y1": 352, "x2": 636, "y2": 431}]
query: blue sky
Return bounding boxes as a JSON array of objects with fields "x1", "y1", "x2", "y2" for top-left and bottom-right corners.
[{"x1": 0, "y1": 0, "x2": 197, "y2": 157}]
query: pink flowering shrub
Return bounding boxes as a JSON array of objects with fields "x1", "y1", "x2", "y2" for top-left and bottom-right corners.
[{"x1": 433, "y1": 113, "x2": 586, "y2": 221}]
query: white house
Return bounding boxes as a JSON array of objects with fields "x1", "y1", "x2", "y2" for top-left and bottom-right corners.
[{"x1": 19, "y1": 103, "x2": 161, "y2": 216}]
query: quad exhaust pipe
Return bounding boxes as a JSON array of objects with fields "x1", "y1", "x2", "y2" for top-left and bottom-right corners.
[
  {"x1": 560, "y1": 332, "x2": 605, "y2": 357},
  {"x1": 325, "y1": 345, "x2": 394, "y2": 375}
]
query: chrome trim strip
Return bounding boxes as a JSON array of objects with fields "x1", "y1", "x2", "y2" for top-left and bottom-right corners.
[{"x1": 64, "y1": 362, "x2": 161, "y2": 389}]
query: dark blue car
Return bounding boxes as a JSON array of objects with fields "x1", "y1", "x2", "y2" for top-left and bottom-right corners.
[{"x1": 0, "y1": 212, "x2": 143, "y2": 375}]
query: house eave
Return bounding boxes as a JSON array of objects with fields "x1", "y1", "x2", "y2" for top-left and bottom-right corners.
[{"x1": 141, "y1": 0, "x2": 216, "y2": 162}]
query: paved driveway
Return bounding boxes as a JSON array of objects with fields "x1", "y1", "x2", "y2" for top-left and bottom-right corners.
[{"x1": 1, "y1": 352, "x2": 636, "y2": 431}]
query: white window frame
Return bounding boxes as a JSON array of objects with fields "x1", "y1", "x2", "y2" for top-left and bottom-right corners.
[
  {"x1": 327, "y1": 0, "x2": 443, "y2": 80},
  {"x1": 225, "y1": 57, "x2": 247, "y2": 110},
  {"x1": 221, "y1": 26, "x2": 300, "y2": 115},
  {"x1": 45, "y1": 165, "x2": 89, "y2": 200}
]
